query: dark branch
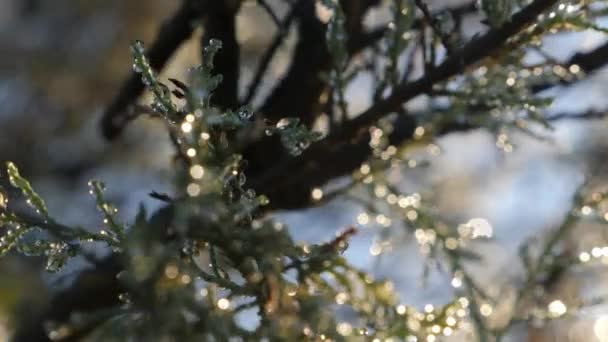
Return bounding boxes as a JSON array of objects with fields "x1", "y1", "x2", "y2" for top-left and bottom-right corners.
[
  {"x1": 571, "y1": 40, "x2": 608, "y2": 73},
  {"x1": 414, "y1": 0, "x2": 453, "y2": 54},
  {"x1": 241, "y1": 0, "x2": 302, "y2": 106},
  {"x1": 202, "y1": 1, "x2": 242, "y2": 110},
  {"x1": 546, "y1": 110, "x2": 607, "y2": 122},
  {"x1": 257, "y1": 0, "x2": 282, "y2": 27},
  {"x1": 251, "y1": 0, "x2": 561, "y2": 210},
  {"x1": 532, "y1": 40, "x2": 608, "y2": 92},
  {"x1": 258, "y1": 0, "x2": 328, "y2": 123},
  {"x1": 342, "y1": 0, "x2": 559, "y2": 137},
  {"x1": 244, "y1": 0, "x2": 386, "y2": 184}
]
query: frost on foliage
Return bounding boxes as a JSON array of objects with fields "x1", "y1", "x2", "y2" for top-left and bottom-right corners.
[
  {"x1": 89, "y1": 180, "x2": 125, "y2": 246},
  {"x1": 321, "y1": 0, "x2": 349, "y2": 119},
  {"x1": 131, "y1": 40, "x2": 178, "y2": 118},
  {"x1": 0, "y1": 39, "x2": 419, "y2": 340},
  {"x1": 3, "y1": 2, "x2": 605, "y2": 336},
  {"x1": 0, "y1": 163, "x2": 122, "y2": 271},
  {"x1": 481, "y1": 0, "x2": 513, "y2": 28},
  {"x1": 7, "y1": 161, "x2": 50, "y2": 219},
  {"x1": 206, "y1": 106, "x2": 253, "y2": 130},
  {"x1": 382, "y1": 0, "x2": 415, "y2": 89},
  {"x1": 186, "y1": 39, "x2": 224, "y2": 109},
  {"x1": 265, "y1": 118, "x2": 324, "y2": 156}
]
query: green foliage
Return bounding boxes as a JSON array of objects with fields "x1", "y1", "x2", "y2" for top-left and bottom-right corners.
[
  {"x1": 265, "y1": 118, "x2": 324, "y2": 156},
  {"x1": 6, "y1": 162, "x2": 50, "y2": 219},
  {"x1": 131, "y1": 41, "x2": 178, "y2": 118},
  {"x1": 0, "y1": 40, "x2": 438, "y2": 341}
]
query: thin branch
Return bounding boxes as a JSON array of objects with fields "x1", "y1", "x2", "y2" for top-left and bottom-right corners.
[
  {"x1": 251, "y1": 0, "x2": 561, "y2": 210},
  {"x1": 100, "y1": 0, "x2": 478, "y2": 140},
  {"x1": 202, "y1": 1, "x2": 241, "y2": 110},
  {"x1": 242, "y1": 0, "x2": 301, "y2": 106},
  {"x1": 533, "y1": 40, "x2": 608, "y2": 92},
  {"x1": 546, "y1": 110, "x2": 607, "y2": 122},
  {"x1": 257, "y1": 0, "x2": 282, "y2": 27},
  {"x1": 342, "y1": 0, "x2": 559, "y2": 137},
  {"x1": 414, "y1": 0, "x2": 453, "y2": 54}
]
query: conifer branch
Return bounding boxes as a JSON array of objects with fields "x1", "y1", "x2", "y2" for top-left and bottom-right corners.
[
  {"x1": 342, "y1": 0, "x2": 560, "y2": 136},
  {"x1": 101, "y1": 0, "x2": 207, "y2": 139}
]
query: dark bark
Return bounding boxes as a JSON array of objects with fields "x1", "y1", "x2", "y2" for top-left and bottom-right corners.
[{"x1": 251, "y1": 0, "x2": 561, "y2": 210}]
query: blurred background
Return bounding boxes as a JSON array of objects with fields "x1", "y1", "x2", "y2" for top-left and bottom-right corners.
[{"x1": 1, "y1": 0, "x2": 608, "y2": 340}]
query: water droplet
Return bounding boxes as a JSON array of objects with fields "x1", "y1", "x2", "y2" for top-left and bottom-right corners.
[
  {"x1": 0, "y1": 188, "x2": 7, "y2": 209},
  {"x1": 118, "y1": 292, "x2": 132, "y2": 304},
  {"x1": 238, "y1": 108, "x2": 253, "y2": 120},
  {"x1": 276, "y1": 118, "x2": 295, "y2": 129},
  {"x1": 131, "y1": 40, "x2": 145, "y2": 54},
  {"x1": 141, "y1": 76, "x2": 151, "y2": 87}
]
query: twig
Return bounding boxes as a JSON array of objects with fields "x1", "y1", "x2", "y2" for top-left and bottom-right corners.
[
  {"x1": 496, "y1": 192, "x2": 582, "y2": 337},
  {"x1": 242, "y1": 0, "x2": 301, "y2": 106},
  {"x1": 414, "y1": 0, "x2": 453, "y2": 54},
  {"x1": 257, "y1": 0, "x2": 281, "y2": 27},
  {"x1": 342, "y1": 0, "x2": 559, "y2": 136}
]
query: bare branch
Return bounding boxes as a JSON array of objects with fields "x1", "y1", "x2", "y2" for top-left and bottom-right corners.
[
  {"x1": 257, "y1": 0, "x2": 282, "y2": 27},
  {"x1": 242, "y1": 0, "x2": 302, "y2": 106},
  {"x1": 414, "y1": 0, "x2": 453, "y2": 54}
]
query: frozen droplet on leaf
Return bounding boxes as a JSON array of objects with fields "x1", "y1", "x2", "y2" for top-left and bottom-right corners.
[
  {"x1": 276, "y1": 118, "x2": 296, "y2": 130},
  {"x1": 131, "y1": 40, "x2": 145, "y2": 54},
  {"x1": 238, "y1": 108, "x2": 253, "y2": 120},
  {"x1": 238, "y1": 172, "x2": 246, "y2": 186},
  {"x1": 207, "y1": 39, "x2": 222, "y2": 50},
  {"x1": 257, "y1": 195, "x2": 269, "y2": 206},
  {"x1": 298, "y1": 141, "x2": 310, "y2": 150},
  {"x1": 0, "y1": 187, "x2": 6, "y2": 209},
  {"x1": 244, "y1": 189, "x2": 256, "y2": 200},
  {"x1": 118, "y1": 292, "x2": 132, "y2": 304}
]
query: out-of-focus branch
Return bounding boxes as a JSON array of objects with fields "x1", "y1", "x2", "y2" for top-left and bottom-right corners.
[
  {"x1": 533, "y1": 40, "x2": 608, "y2": 92},
  {"x1": 571, "y1": 40, "x2": 608, "y2": 73},
  {"x1": 257, "y1": 0, "x2": 281, "y2": 27},
  {"x1": 414, "y1": 0, "x2": 453, "y2": 53},
  {"x1": 258, "y1": 0, "x2": 328, "y2": 123},
  {"x1": 244, "y1": 0, "x2": 385, "y2": 182},
  {"x1": 241, "y1": 0, "x2": 302, "y2": 106},
  {"x1": 251, "y1": 0, "x2": 561, "y2": 210},
  {"x1": 201, "y1": 1, "x2": 242, "y2": 110},
  {"x1": 342, "y1": 0, "x2": 560, "y2": 137}
]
